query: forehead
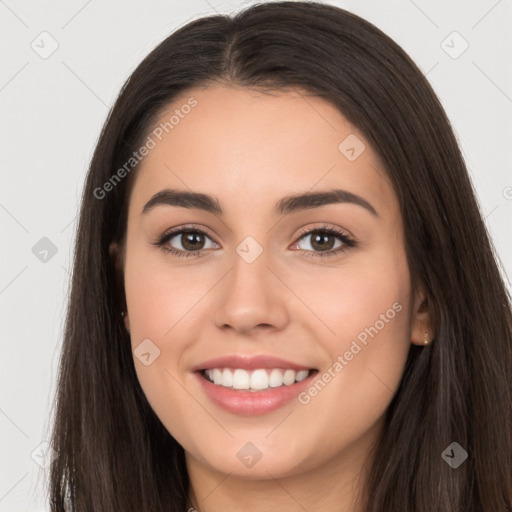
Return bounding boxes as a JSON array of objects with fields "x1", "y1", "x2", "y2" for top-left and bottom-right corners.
[{"x1": 128, "y1": 85, "x2": 396, "y2": 219}]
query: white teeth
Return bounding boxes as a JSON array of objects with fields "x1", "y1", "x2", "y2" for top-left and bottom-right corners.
[
  {"x1": 295, "y1": 370, "x2": 309, "y2": 382},
  {"x1": 232, "y1": 369, "x2": 250, "y2": 389},
  {"x1": 269, "y1": 368, "x2": 284, "y2": 388},
  {"x1": 203, "y1": 368, "x2": 312, "y2": 391},
  {"x1": 283, "y1": 369, "x2": 296, "y2": 385},
  {"x1": 250, "y1": 369, "x2": 269, "y2": 390},
  {"x1": 213, "y1": 369, "x2": 223, "y2": 385},
  {"x1": 222, "y1": 368, "x2": 233, "y2": 387}
]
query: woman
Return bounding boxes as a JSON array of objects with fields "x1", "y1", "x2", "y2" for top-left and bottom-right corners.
[{"x1": 49, "y1": 1, "x2": 512, "y2": 511}]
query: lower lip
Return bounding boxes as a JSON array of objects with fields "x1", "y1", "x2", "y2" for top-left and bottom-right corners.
[{"x1": 194, "y1": 370, "x2": 318, "y2": 416}]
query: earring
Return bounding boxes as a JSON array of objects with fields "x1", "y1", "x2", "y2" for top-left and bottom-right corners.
[
  {"x1": 121, "y1": 311, "x2": 126, "y2": 317},
  {"x1": 423, "y1": 329, "x2": 430, "y2": 345}
]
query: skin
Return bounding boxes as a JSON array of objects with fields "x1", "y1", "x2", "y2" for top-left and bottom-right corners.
[{"x1": 110, "y1": 85, "x2": 432, "y2": 512}]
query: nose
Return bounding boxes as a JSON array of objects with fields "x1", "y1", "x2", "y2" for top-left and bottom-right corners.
[{"x1": 211, "y1": 247, "x2": 289, "y2": 336}]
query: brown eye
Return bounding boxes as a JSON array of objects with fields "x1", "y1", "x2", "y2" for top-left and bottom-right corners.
[
  {"x1": 154, "y1": 227, "x2": 219, "y2": 258},
  {"x1": 175, "y1": 231, "x2": 207, "y2": 251},
  {"x1": 165, "y1": 229, "x2": 218, "y2": 253},
  {"x1": 309, "y1": 232, "x2": 337, "y2": 251},
  {"x1": 293, "y1": 226, "x2": 356, "y2": 259}
]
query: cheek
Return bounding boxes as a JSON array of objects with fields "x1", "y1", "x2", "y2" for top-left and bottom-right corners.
[
  {"x1": 123, "y1": 248, "x2": 212, "y2": 345},
  {"x1": 296, "y1": 254, "x2": 412, "y2": 433},
  {"x1": 302, "y1": 274, "x2": 412, "y2": 475},
  {"x1": 292, "y1": 250, "x2": 410, "y2": 349},
  {"x1": 123, "y1": 252, "x2": 211, "y2": 443}
]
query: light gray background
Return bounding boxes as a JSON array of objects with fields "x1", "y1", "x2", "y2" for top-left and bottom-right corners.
[{"x1": 1, "y1": 0, "x2": 511, "y2": 510}]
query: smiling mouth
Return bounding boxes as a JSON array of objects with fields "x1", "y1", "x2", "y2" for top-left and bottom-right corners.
[{"x1": 199, "y1": 367, "x2": 318, "y2": 392}]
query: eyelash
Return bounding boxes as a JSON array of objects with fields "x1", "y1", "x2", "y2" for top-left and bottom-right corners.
[{"x1": 152, "y1": 224, "x2": 356, "y2": 259}]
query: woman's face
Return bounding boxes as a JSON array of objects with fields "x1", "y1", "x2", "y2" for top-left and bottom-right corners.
[{"x1": 112, "y1": 85, "x2": 429, "y2": 480}]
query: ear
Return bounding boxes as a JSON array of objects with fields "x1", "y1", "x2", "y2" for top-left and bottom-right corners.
[
  {"x1": 109, "y1": 241, "x2": 130, "y2": 333},
  {"x1": 410, "y1": 285, "x2": 434, "y2": 346}
]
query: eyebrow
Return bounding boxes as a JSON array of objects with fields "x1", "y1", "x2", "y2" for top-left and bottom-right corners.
[{"x1": 142, "y1": 188, "x2": 378, "y2": 217}]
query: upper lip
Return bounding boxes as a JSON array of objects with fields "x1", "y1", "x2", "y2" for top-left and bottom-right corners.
[{"x1": 191, "y1": 355, "x2": 316, "y2": 372}]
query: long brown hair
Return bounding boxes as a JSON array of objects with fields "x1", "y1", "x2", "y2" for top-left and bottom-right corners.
[{"x1": 48, "y1": 2, "x2": 512, "y2": 510}]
